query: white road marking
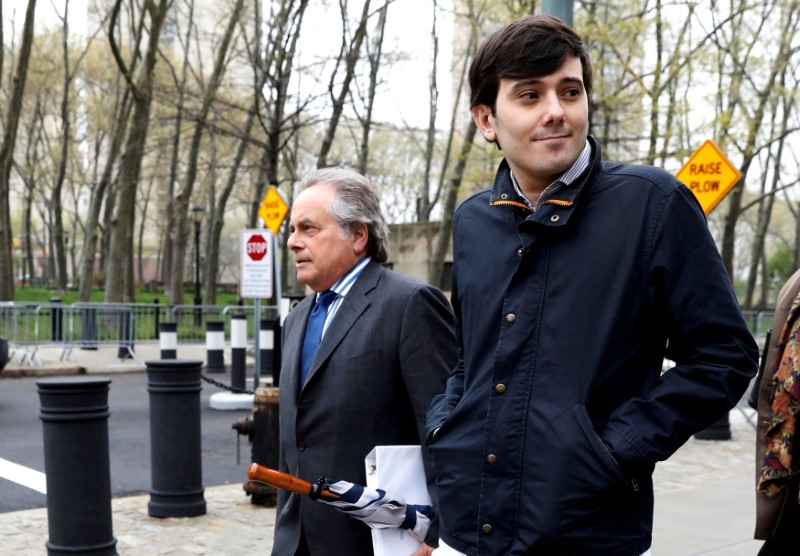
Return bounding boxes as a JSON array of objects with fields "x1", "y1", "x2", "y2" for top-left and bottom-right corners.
[{"x1": 0, "y1": 457, "x2": 47, "y2": 494}]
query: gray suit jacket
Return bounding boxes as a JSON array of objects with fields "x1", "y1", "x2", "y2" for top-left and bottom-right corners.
[{"x1": 272, "y1": 261, "x2": 457, "y2": 556}]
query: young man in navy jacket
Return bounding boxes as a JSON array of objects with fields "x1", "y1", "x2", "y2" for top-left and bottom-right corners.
[{"x1": 426, "y1": 14, "x2": 758, "y2": 556}]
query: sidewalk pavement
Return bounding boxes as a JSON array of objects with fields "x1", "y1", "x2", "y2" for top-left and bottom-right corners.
[{"x1": 1, "y1": 345, "x2": 766, "y2": 554}]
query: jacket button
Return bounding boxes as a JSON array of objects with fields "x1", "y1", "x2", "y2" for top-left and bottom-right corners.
[
  {"x1": 482, "y1": 524, "x2": 493, "y2": 534},
  {"x1": 495, "y1": 383, "x2": 506, "y2": 394},
  {"x1": 487, "y1": 454, "x2": 497, "y2": 464},
  {"x1": 298, "y1": 442, "x2": 306, "y2": 451},
  {"x1": 516, "y1": 247, "x2": 524, "y2": 256},
  {"x1": 506, "y1": 313, "x2": 516, "y2": 323}
]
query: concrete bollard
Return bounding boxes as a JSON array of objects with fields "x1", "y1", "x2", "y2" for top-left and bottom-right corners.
[
  {"x1": 259, "y1": 319, "x2": 281, "y2": 385},
  {"x1": 159, "y1": 322, "x2": 178, "y2": 359},
  {"x1": 146, "y1": 359, "x2": 207, "y2": 518},
  {"x1": 38, "y1": 376, "x2": 117, "y2": 556},
  {"x1": 205, "y1": 321, "x2": 225, "y2": 373},
  {"x1": 230, "y1": 314, "x2": 247, "y2": 391}
]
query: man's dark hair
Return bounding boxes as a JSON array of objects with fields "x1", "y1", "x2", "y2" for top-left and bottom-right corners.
[{"x1": 469, "y1": 14, "x2": 593, "y2": 110}]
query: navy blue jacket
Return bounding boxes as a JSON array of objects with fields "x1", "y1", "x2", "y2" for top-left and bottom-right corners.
[{"x1": 426, "y1": 138, "x2": 758, "y2": 555}]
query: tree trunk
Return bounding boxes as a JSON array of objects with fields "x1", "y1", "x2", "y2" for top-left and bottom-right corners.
[
  {"x1": 168, "y1": 0, "x2": 244, "y2": 305},
  {"x1": 77, "y1": 89, "x2": 133, "y2": 301},
  {"x1": 105, "y1": 0, "x2": 171, "y2": 302},
  {"x1": 357, "y1": 0, "x2": 390, "y2": 174},
  {"x1": 0, "y1": 0, "x2": 37, "y2": 301},
  {"x1": 161, "y1": 0, "x2": 196, "y2": 288},
  {"x1": 429, "y1": 119, "x2": 477, "y2": 288},
  {"x1": 51, "y1": 0, "x2": 72, "y2": 292},
  {"x1": 316, "y1": 0, "x2": 371, "y2": 168}
]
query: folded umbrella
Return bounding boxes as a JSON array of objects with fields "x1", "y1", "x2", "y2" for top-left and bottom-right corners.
[{"x1": 248, "y1": 463, "x2": 433, "y2": 542}]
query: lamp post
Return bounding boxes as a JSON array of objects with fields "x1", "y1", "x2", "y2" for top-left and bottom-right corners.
[{"x1": 191, "y1": 205, "x2": 205, "y2": 327}]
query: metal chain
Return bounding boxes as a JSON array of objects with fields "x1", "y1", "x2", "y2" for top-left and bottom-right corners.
[{"x1": 199, "y1": 373, "x2": 256, "y2": 395}]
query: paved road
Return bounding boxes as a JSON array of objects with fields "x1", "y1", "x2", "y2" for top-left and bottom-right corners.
[
  {"x1": 0, "y1": 343, "x2": 770, "y2": 554},
  {"x1": 0, "y1": 371, "x2": 254, "y2": 514}
]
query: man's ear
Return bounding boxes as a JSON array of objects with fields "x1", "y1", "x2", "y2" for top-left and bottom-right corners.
[
  {"x1": 472, "y1": 104, "x2": 497, "y2": 143},
  {"x1": 352, "y1": 222, "x2": 369, "y2": 255}
]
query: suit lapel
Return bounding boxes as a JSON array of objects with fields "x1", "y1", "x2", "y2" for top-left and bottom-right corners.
[
  {"x1": 286, "y1": 294, "x2": 315, "y2": 401},
  {"x1": 303, "y1": 262, "x2": 382, "y2": 387}
]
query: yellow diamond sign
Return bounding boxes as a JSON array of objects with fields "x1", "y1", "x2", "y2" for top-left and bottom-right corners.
[
  {"x1": 676, "y1": 140, "x2": 741, "y2": 215},
  {"x1": 258, "y1": 185, "x2": 288, "y2": 235}
]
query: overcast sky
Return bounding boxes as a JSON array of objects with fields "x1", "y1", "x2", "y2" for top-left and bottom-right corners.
[{"x1": 2, "y1": 0, "x2": 454, "y2": 129}]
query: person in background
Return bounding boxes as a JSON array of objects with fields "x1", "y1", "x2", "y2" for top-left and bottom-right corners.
[
  {"x1": 754, "y1": 267, "x2": 800, "y2": 555},
  {"x1": 272, "y1": 166, "x2": 457, "y2": 556},
  {"x1": 426, "y1": 14, "x2": 758, "y2": 556}
]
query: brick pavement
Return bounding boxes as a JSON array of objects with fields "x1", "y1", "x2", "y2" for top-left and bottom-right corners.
[
  {"x1": 0, "y1": 410, "x2": 763, "y2": 555},
  {"x1": 1, "y1": 344, "x2": 765, "y2": 554}
]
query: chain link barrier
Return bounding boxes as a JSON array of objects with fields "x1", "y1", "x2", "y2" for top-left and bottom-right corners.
[{"x1": 199, "y1": 373, "x2": 257, "y2": 395}]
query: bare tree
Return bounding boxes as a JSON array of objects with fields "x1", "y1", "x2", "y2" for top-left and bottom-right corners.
[
  {"x1": 105, "y1": 0, "x2": 172, "y2": 302},
  {"x1": 167, "y1": 0, "x2": 245, "y2": 306},
  {"x1": 0, "y1": 0, "x2": 37, "y2": 301},
  {"x1": 711, "y1": 0, "x2": 800, "y2": 280},
  {"x1": 316, "y1": 0, "x2": 372, "y2": 168},
  {"x1": 357, "y1": 0, "x2": 391, "y2": 173}
]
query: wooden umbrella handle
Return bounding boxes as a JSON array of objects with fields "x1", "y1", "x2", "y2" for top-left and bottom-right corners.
[{"x1": 247, "y1": 463, "x2": 339, "y2": 500}]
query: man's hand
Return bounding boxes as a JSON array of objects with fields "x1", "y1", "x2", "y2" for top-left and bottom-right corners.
[{"x1": 410, "y1": 543, "x2": 435, "y2": 556}]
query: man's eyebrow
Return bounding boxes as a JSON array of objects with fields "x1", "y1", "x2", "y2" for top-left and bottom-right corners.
[{"x1": 508, "y1": 75, "x2": 584, "y2": 93}]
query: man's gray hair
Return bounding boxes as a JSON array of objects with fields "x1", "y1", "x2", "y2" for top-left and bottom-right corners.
[{"x1": 297, "y1": 167, "x2": 390, "y2": 263}]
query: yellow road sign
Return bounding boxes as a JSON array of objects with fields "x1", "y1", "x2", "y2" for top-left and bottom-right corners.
[
  {"x1": 676, "y1": 140, "x2": 741, "y2": 214},
  {"x1": 258, "y1": 185, "x2": 288, "y2": 235}
]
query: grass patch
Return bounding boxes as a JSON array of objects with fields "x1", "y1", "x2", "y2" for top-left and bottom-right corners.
[{"x1": 12, "y1": 286, "x2": 242, "y2": 306}]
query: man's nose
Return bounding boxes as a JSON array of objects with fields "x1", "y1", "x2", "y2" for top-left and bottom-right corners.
[{"x1": 543, "y1": 93, "x2": 565, "y2": 123}]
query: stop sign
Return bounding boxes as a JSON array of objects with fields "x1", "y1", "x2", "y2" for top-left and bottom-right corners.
[{"x1": 246, "y1": 234, "x2": 268, "y2": 261}]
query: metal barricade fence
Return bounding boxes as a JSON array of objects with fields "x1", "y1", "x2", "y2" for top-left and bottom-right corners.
[
  {"x1": 0, "y1": 302, "x2": 41, "y2": 365},
  {"x1": 1, "y1": 300, "x2": 282, "y2": 367}
]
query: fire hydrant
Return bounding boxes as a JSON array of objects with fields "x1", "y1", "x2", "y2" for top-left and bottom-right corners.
[{"x1": 233, "y1": 386, "x2": 280, "y2": 506}]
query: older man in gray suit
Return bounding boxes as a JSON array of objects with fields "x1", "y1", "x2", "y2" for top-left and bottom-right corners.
[{"x1": 272, "y1": 167, "x2": 457, "y2": 556}]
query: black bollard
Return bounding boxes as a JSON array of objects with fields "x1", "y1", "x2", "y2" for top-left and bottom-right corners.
[
  {"x1": 153, "y1": 299, "x2": 161, "y2": 340},
  {"x1": 205, "y1": 321, "x2": 226, "y2": 373},
  {"x1": 695, "y1": 412, "x2": 732, "y2": 440},
  {"x1": 159, "y1": 322, "x2": 178, "y2": 359},
  {"x1": 49, "y1": 298, "x2": 63, "y2": 342},
  {"x1": 0, "y1": 336, "x2": 8, "y2": 371},
  {"x1": 146, "y1": 359, "x2": 207, "y2": 518},
  {"x1": 80, "y1": 306, "x2": 98, "y2": 350},
  {"x1": 38, "y1": 376, "x2": 117, "y2": 556},
  {"x1": 230, "y1": 314, "x2": 247, "y2": 391},
  {"x1": 117, "y1": 308, "x2": 134, "y2": 359}
]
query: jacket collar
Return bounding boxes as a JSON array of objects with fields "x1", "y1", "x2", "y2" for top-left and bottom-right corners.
[
  {"x1": 488, "y1": 136, "x2": 601, "y2": 220},
  {"x1": 300, "y1": 260, "x2": 382, "y2": 389}
]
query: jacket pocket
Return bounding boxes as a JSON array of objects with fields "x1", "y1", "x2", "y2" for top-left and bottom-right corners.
[
  {"x1": 574, "y1": 403, "x2": 631, "y2": 487},
  {"x1": 520, "y1": 401, "x2": 644, "y2": 541}
]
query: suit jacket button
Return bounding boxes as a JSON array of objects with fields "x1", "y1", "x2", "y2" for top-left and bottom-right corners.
[{"x1": 298, "y1": 442, "x2": 306, "y2": 451}]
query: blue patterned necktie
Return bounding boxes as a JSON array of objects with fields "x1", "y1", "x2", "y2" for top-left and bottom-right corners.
[{"x1": 300, "y1": 291, "x2": 338, "y2": 385}]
